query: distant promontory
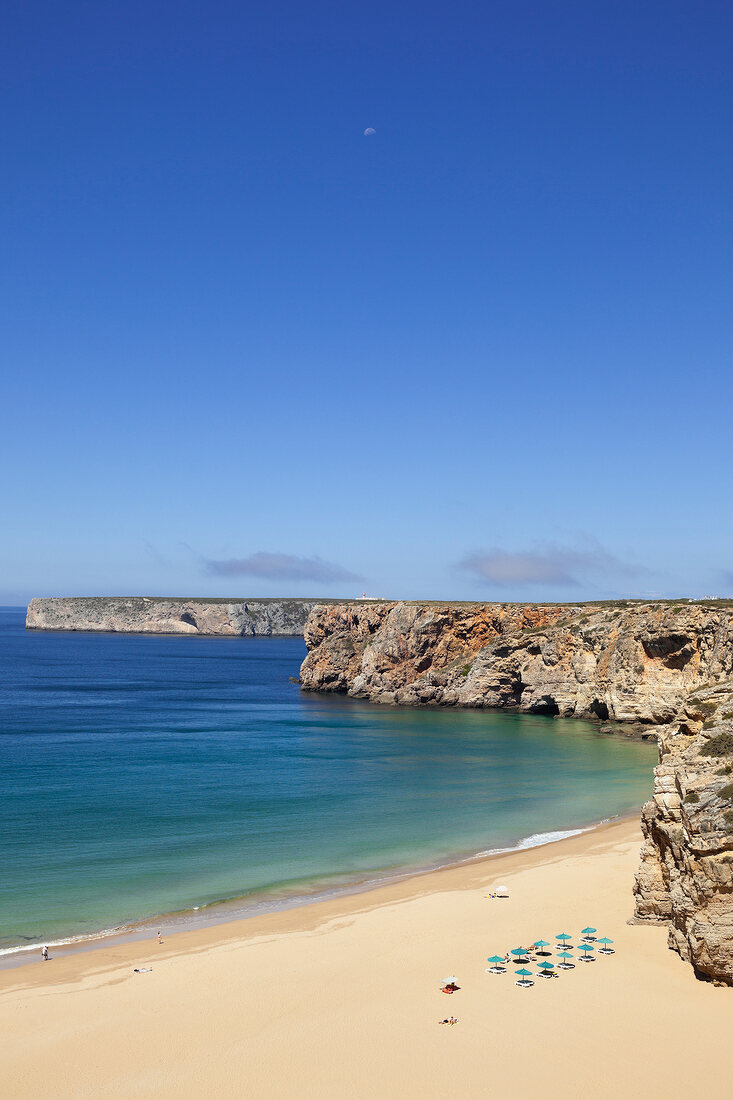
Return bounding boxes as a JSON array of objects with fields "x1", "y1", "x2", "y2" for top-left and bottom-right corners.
[{"x1": 25, "y1": 596, "x2": 380, "y2": 636}]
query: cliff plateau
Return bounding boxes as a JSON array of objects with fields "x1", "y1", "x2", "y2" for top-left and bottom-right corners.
[{"x1": 26, "y1": 596, "x2": 333, "y2": 636}]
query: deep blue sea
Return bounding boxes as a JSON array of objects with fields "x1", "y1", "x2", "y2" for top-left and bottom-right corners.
[{"x1": 0, "y1": 607, "x2": 656, "y2": 957}]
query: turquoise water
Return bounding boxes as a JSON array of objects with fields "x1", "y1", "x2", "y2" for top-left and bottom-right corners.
[{"x1": 1, "y1": 607, "x2": 656, "y2": 954}]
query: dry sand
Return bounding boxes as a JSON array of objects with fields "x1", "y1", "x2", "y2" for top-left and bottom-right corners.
[{"x1": 2, "y1": 818, "x2": 730, "y2": 1099}]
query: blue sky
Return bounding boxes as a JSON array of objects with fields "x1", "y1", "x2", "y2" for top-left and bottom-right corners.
[{"x1": 2, "y1": 1, "x2": 732, "y2": 604}]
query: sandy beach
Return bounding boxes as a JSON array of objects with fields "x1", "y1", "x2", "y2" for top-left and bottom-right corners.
[{"x1": 2, "y1": 817, "x2": 730, "y2": 1099}]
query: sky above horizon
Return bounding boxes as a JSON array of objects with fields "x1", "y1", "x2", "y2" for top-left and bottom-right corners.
[{"x1": 2, "y1": 1, "x2": 733, "y2": 605}]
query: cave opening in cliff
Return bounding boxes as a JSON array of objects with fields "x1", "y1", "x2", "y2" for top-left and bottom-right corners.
[
  {"x1": 180, "y1": 612, "x2": 198, "y2": 629},
  {"x1": 531, "y1": 697, "x2": 560, "y2": 716},
  {"x1": 590, "y1": 700, "x2": 609, "y2": 720}
]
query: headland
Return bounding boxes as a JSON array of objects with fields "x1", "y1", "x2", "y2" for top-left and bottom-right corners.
[{"x1": 25, "y1": 595, "x2": 379, "y2": 635}]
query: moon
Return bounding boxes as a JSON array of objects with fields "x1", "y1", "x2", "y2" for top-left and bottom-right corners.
[{"x1": 363, "y1": 127, "x2": 376, "y2": 136}]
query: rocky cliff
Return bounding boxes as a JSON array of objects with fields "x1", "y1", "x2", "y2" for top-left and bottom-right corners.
[
  {"x1": 301, "y1": 601, "x2": 733, "y2": 720},
  {"x1": 301, "y1": 599, "x2": 733, "y2": 983},
  {"x1": 633, "y1": 683, "x2": 733, "y2": 985},
  {"x1": 26, "y1": 596, "x2": 338, "y2": 636}
]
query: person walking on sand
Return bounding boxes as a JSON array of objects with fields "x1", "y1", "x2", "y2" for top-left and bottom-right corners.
[
  {"x1": 42, "y1": 945, "x2": 48, "y2": 961},
  {"x1": 157, "y1": 931, "x2": 162, "y2": 945}
]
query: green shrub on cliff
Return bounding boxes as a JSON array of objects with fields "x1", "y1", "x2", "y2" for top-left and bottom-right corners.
[
  {"x1": 700, "y1": 732, "x2": 733, "y2": 757},
  {"x1": 684, "y1": 791, "x2": 700, "y2": 804},
  {"x1": 724, "y1": 810, "x2": 733, "y2": 830},
  {"x1": 716, "y1": 764, "x2": 733, "y2": 776},
  {"x1": 689, "y1": 697, "x2": 718, "y2": 713},
  {"x1": 717, "y1": 783, "x2": 733, "y2": 802}
]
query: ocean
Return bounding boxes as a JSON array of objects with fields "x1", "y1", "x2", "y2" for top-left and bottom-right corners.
[{"x1": 0, "y1": 607, "x2": 656, "y2": 959}]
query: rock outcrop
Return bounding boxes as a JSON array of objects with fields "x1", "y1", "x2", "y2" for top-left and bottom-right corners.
[
  {"x1": 633, "y1": 684, "x2": 733, "y2": 985},
  {"x1": 26, "y1": 596, "x2": 341, "y2": 636},
  {"x1": 301, "y1": 601, "x2": 572, "y2": 698},
  {"x1": 301, "y1": 599, "x2": 733, "y2": 983},
  {"x1": 301, "y1": 601, "x2": 733, "y2": 721}
]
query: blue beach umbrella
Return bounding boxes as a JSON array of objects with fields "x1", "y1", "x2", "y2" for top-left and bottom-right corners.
[
  {"x1": 597, "y1": 937, "x2": 615, "y2": 955},
  {"x1": 578, "y1": 944, "x2": 595, "y2": 961},
  {"x1": 510, "y1": 947, "x2": 529, "y2": 961},
  {"x1": 534, "y1": 939, "x2": 551, "y2": 955},
  {"x1": 557, "y1": 951, "x2": 575, "y2": 969},
  {"x1": 580, "y1": 926, "x2": 597, "y2": 940},
  {"x1": 515, "y1": 968, "x2": 534, "y2": 988},
  {"x1": 538, "y1": 961, "x2": 555, "y2": 978},
  {"x1": 486, "y1": 955, "x2": 506, "y2": 973},
  {"x1": 556, "y1": 932, "x2": 573, "y2": 948}
]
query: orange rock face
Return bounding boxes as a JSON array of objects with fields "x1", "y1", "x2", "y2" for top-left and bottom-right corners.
[{"x1": 300, "y1": 601, "x2": 573, "y2": 698}]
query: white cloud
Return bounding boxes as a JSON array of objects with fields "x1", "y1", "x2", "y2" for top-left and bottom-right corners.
[{"x1": 205, "y1": 552, "x2": 360, "y2": 584}]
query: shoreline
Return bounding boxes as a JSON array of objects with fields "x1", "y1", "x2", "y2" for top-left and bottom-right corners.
[
  {"x1": 1, "y1": 813, "x2": 638, "y2": 985},
  {"x1": 4, "y1": 814, "x2": 731, "y2": 1100},
  {"x1": 0, "y1": 811, "x2": 638, "y2": 973}
]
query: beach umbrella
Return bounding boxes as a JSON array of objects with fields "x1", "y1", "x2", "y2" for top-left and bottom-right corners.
[
  {"x1": 580, "y1": 926, "x2": 597, "y2": 940},
  {"x1": 534, "y1": 939, "x2": 551, "y2": 956},
  {"x1": 556, "y1": 932, "x2": 573, "y2": 944},
  {"x1": 445, "y1": 976, "x2": 457, "y2": 983},
  {"x1": 538, "y1": 961, "x2": 555, "y2": 978},
  {"x1": 578, "y1": 944, "x2": 595, "y2": 961},
  {"x1": 486, "y1": 955, "x2": 506, "y2": 973},
  {"x1": 557, "y1": 951, "x2": 575, "y2": 970},
  {"x1": 495, "y1": 885, "x2": 509, "y2": 896},
  {"x1": 510, "y1": 947, "x2": 529, "y2": 961},
  {"x1": 597, "y1": 937, "x2": 615, "y2": 955},
  {"x1": 515, "y1": 967, "x2": 533, "y2": 988}
]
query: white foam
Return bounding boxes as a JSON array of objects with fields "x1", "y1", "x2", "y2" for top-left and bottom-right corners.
[
  {"x1": 0, "y1": 924, "x2": 126, "y2": 959},
  {"x1": 475, "y1": 825, "x2": 593, "y2": 859}
]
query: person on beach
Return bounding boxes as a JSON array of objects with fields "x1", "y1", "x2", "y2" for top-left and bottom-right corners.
[
  {"x1": 157, "y1": 931, "x2": 162, "y2": 944},
  {"x1": 42, "y1": 945, "x2": 48, "y2": 961}
]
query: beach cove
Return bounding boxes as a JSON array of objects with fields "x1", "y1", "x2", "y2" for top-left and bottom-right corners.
[
  {"x1": 1, "y1": 609, "x2": 655, "y2": 956},
  {"x1": 2, "y1": 817, "x2": 730, "y2": 1099}
]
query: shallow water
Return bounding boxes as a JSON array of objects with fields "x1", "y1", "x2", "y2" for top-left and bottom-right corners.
[{"x1": 0, "y1": 607, "x2": 656, "y2": 953}]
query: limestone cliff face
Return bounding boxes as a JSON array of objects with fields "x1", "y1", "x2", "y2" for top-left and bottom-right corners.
[
  {"x1": 301, "y1": 600, "x2": 733, "y2": 984},
  {"x1": 26, "y1": 596, "x2": 324, "y2": 636},
  {"x1": 301, "y1": 602, "x2": 573, "y2": 697},
  {"x1": 302, "y1": 602, "x2": 733, "y2": 722},
  {"x1": 633, "y1": 685, "x2": 733, "y2": 985}
]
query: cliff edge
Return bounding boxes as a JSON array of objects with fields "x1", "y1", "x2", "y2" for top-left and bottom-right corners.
[
  {"x1": 633, "y1": 682, "x2": 733, "y2": 985},
  {"x1": 300, "y1": 599, "x2": 733, "y2": 983}
]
